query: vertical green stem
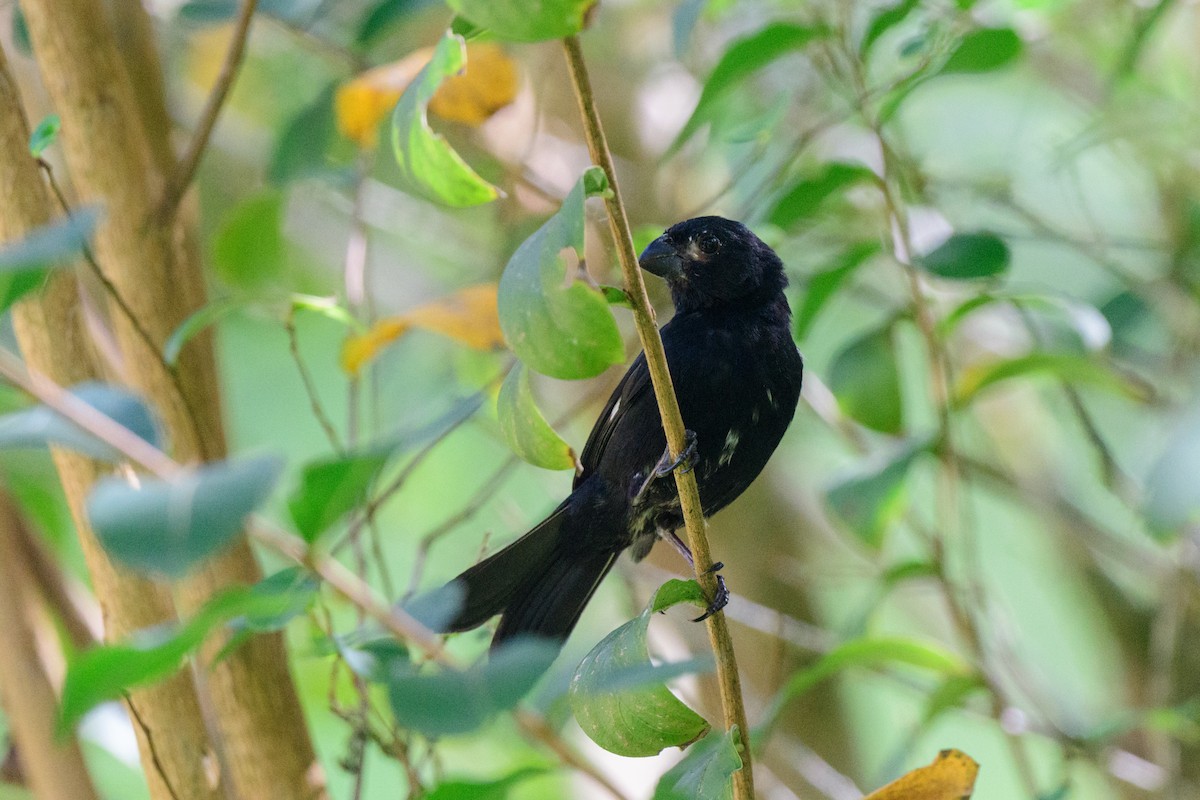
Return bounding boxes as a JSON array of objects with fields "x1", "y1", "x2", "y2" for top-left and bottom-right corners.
[{"x1": 562, "y1": 34, "x2": 756, "y2": 800}]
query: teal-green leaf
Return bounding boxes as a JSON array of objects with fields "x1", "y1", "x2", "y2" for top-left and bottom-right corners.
[
  {"x1": 940, "y1": 27, "x2": 1022, "y2": 74},
  {"x1": 952, "y1": 352, "x2": 1139, "y2": 409},
  {"x1": 652, "y1": 727, "x2": 743, "y2": 800},
  {"x1": 918, "y1": 232, "x2": 1010, "y2": 280},
  {"x1": 288, "y1": 448, "x2": 391, "y2": 543},
  {"x1": 446, "y1": 0, "x2": 597, "y2": 42},
  {"x1": 1144, "y1": 411, "x2": 1200, "y2": 540},
  {"x1": 28, "y1": 114, "x2": 61, "y2": 157},
  {"x1": 794, "y1": 242, "x2": 879, "y2": 341},
  {"x1": 391, "y1": 32, "x2": 500, "y2": 207},
  {"x1": 0, "y1": 206, "x2": 101, "y2": 311},
  {"x1": 828, "y1": 324, "x2": 904, "y2": 434},
  {"x1": 497, "y1": 167, "x2": 623, "y2": 379},
  {"x1": 768, "y1": 162, "x2": 876, "y2": 229},
  {"x1": 674, "y1": 23, "x2": 830, "y2": 149},
  {"x1": 382, "y1": 637, "x2": 558, "y2": 736},
  {"x1": 87, "y1": 455, "x2": 284, "y2": 578},
  {"x1": 758, "y1": 636, "x2": 970, "y2": 737},
  {"x1": 496, "y1": 364, "x2": 576, "y2": 470},
  {"x1": 60, "y1": 575, "x2": 315, "y2": 729},
  {"x1": 570, "y1": 580, "x2": 711, "y2": 756},
  {"x1": 0, "y1": 382, "x2": 161, "y2": 459},
  {"x1": 825, "y1": 440, "x2": 930, "y2": 548}
]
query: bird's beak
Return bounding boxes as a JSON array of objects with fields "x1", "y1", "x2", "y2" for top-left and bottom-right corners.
[{"x1": 638, "y1": 235, "x2": 683, "y2": 280}]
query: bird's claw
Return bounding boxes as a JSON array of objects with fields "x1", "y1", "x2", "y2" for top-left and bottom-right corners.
[
  {"x1": 692, "y1": 569, "x2": 729, "y2": 622},
  {"x1": 655, "y1": 430, "x2": 698, "y2": 478}
]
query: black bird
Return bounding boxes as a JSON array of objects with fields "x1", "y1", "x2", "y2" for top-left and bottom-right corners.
[{"x1": 444, "y1": 217, "x2": 803, "y2": 647}]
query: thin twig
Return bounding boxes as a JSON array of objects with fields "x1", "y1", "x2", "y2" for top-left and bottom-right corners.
[
  {"x1": 284, "y1": 310, "x2": 343, "y2": 453},
  {"x1": 562, "y1": 34, "x2": 755, "y2": 800},
  {"x1": 158, "y1": 0, "x2": 258, "y2": 220}
]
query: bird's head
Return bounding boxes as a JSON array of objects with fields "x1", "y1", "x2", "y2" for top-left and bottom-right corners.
[{"x1": 638, "y1": 217, "x2": 786, "y2": 312}]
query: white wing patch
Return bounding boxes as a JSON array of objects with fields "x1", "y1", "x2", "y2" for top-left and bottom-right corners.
[
  {"x1": 608, "y1": 398, "x2": 620, "y2": 423},
  {"x1": 719, "y1": 429, "x2": 739, "y2": 467}
]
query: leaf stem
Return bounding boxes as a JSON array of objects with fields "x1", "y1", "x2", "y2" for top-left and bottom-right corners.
[{"x1": 562, "y1": 34, "x2": 755, "y2": 800}]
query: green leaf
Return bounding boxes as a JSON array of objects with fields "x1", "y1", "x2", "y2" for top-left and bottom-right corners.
[
  {"x1": 652, "y1": 727, "x2": 743, "y2": 800},
  {"x1": 211, "y1": 190, "x2": 287, "y2": 289},
  {"x1": 601, "y1": 285, "x2": 632, "y2": 308},
  {"x1": 391, "y1": 32, "x2": 500, "y2": 207},
  {"x1": 424, "y1": 768, "x2": 548, "y2": 800},
  {"x1": 0, "y1": 382, "x2": 161, "y2": 459},
  {"x1": 28, "y1": 114, "x2": 61, "y2": 157},
  {"x1": 87, "y1": 455, "x2": 284, "y2": 578},
  {"x1": 828, "y1": 324, "x2": 904, "y2": 434},
  {"x1": 496, "y1": 364, "x2": 576, "y2": 470},
  {"x1": 952, "y1": 352, "x2": 1137, "y2": 408},
  {"x1": 11, "y1": 8, "x2": 31, "y2": 56},
  {"x1": 60, "y1": 572, "x2": 316, "y2": 729},
  {"x1": 918, "y1": 232, "x2": 1010, "y2": 280},
  {"x1": 674, "y1": 23, "x2": 829, "y2": 149},
  {"x1": 921, "y1": 674, "x2": 987, "y2": 725},
  {"x1": 940, "y1": 28, "x2": 1022, "y2": 74},
  {"x1": 758, "y1": 637, "x2": 970, "y2": 737},
  {"x1": 0, "y1": 206, "x2": 101, "y2": 311},
  {"x1": 446, "y1": 0, "x2": 597, "y2": 42},
  {"x1": 794, "y1": 242, "x2": 879, "y2": 341},
  {"x1": 768, "y1": 162, "x2": 876, "y2": 229},
  {"x1": 269, "y1": 84, "x2": 338, "y2": 185},
  {"x1": 860, "y1": 0, "x2": 921, "y2": 57},
  {"x1": 497, "y1": 167, "x2": 624, "y2": 379},
  {"x1": 1144, "y1": 411, "x2": 1200, "y2": 540},
  {"x1": 288, "y1": 448, "x2": 391, "y2": 543},
  {"x1": 826, "y1": 439, "x2": 929, "y2": 548},
  {"x1": 570, "y1": 580, "x2": 711, "y2": 757},
  {"x1": 164, "y1": 296, "x2": 247, "y2": 366},
  {"x1": 382, "y1": 637, "x2": 559, "y2": 736}
]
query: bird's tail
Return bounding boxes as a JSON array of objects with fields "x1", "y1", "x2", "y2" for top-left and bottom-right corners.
[{"x1": 444, "y1": 507, "x2": 617, "y2": 648}]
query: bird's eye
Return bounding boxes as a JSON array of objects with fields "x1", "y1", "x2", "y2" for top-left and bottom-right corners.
[{"x1": 697, "y1": 233, "x2": 721, "y2": 255}]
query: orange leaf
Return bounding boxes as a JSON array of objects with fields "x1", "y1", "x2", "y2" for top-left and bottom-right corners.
[
  {"x1": 335, "y1": 44, "x2": 518, "y2": 148},
  {"x1": 340, "y1": 284, "x2": 505, "y2": 375},
  {"x1": 864, "y1": 749, "x2": 979, "y2": 800}
]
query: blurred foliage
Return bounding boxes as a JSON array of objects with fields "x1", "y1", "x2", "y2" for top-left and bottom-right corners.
[{"x1": 4, "y1": 0, "x2": 1200, "y2": 798}]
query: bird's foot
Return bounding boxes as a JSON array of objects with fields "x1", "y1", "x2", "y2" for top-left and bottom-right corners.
[
  {"x1": 692, "y1": 562, "x2": 729, "y2": 622},
  {"x1": 654, "y1": 429, "x2": 698, "y2": 478}
]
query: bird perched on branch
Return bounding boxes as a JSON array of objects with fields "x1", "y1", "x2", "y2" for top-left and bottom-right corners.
[{"x1": 444, "y1": 217, "x2": 803, "y2": 648}]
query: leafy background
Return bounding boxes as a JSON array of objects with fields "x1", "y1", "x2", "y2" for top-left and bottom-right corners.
[{"x1": 2, "y1": 0, "x2": 1199, "y2": 798}]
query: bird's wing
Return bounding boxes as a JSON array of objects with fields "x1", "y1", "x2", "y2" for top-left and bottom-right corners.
[{"x1": 574, "y1": 351, "x2": 653, "y2": 488}]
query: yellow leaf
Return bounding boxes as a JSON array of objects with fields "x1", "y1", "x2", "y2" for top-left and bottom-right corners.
[
  {"x1": 335, "y1": 44, "x2": 518, "y2": 148},
  {"x1": 427, "y1": 43, "x2": 519, "y2": 125},
  {"x1": 340, "y1": 284, "x2": 505, "y2": 375},
  {"x1": 864, "y1": 749, "x2": 979, "y2": 800},
  {"x1": 335, "y1": 48, "x2": 431, "y2": 148}
]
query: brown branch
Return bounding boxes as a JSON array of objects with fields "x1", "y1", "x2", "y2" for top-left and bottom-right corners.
[
  {"x1": 158, "y1": 0, "x2": 258, "y2": 220},
  {"x1": 561, "y1": 35, "x2": 755, "y2": 799}
]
